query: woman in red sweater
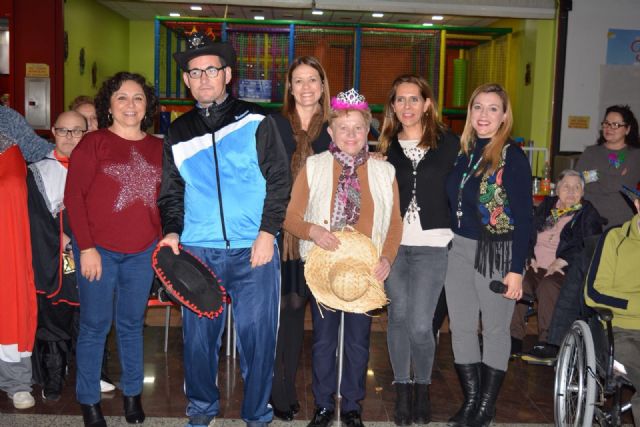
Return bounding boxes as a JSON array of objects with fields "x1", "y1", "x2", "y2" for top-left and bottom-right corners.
[{"x1": 64, "y1": 72, "x2": 161, "y2": 427}]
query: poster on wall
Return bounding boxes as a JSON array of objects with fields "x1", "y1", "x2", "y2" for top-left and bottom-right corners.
[{"x1": 606, "y1": 28, "x2": 640, "y2": 65}]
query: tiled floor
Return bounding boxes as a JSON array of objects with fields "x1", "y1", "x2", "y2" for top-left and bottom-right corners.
[{"x1": 0, "y1": 312, "x2": 628, "y2": 426}]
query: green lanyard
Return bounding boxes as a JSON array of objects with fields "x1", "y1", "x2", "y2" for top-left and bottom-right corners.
[{"x1": 456, "y1": 153, "x2": 482, "y2": 228}]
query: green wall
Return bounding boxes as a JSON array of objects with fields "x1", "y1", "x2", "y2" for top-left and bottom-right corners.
[
  {"x1": 64, "y1": 0, "x2": 129, "y2": 107},
  {"x1": 129, "y1": 20, "x2": 155, "y2": 84},
  {"x1": 493, "y1": 17, "x2": 556, "y2": 175}
]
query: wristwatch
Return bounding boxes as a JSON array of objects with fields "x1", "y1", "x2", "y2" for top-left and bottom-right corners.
[{"x1": 65, "y1": 243, "x2": 73, "y2": 252}]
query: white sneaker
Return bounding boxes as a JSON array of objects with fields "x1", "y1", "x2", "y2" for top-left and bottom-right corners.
[
  {"x1": 12, "y1": 391, "x2": 35, "y2": 409},
  {"x1": 100, "y1": 379, "x2": 116, "y2": 392}
]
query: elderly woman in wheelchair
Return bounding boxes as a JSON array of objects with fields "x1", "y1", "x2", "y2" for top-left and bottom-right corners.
[
  {"x1": 554, "y1": 185, "x2": 640, "y2": 427},
  {"x1": 509, "y1": 169, "x2": 604, "y2": 364}
]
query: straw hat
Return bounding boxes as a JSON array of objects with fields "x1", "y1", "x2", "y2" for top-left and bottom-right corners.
[{"x1": 305, "y1": 229, "x2": 388, "y2": 313}]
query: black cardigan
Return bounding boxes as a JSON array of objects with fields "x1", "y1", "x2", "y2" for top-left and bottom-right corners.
[
  {"x1": 385, "y1": 129, "x2": 460, "y2": 231},
  {"x1": 530, "y1": 196, "x2": 605, "y2": 270}
]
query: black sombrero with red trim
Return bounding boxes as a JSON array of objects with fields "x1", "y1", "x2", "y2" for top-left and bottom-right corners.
[{"x1": 152, "y1": 245, "x2": 226, "y2": 319}]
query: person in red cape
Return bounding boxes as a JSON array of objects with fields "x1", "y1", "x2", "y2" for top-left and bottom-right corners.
[{"x1": 0, "y1": 105, "x2": 53, "y2": 409}]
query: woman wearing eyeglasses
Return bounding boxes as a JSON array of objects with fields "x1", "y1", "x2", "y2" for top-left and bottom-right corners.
[
  {"x1": 377, "y1": 74, "x2": 459, "y2": 426},
  {"x1": 576, "y1": 105, "x2": 640, "y2": 227},
  {"x1": 65, "y1": 72, "x2": 161, "y2": 427}
]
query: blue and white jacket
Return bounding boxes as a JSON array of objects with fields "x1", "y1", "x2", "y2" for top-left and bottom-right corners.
[{"x1": 158, "y1": 96, "x2": 291, "y2": 249}]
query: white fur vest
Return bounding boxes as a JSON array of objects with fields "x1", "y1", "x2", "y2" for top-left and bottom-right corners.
[{"x1": 299, "y1": 151, "x2": 395, "y2": 261}]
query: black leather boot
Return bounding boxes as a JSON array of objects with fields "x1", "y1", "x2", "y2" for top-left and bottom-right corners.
[
  {"x1": 81, "y1": 402, "x2": 107, "y2": 427},
  {"x1": 466, "y1": 364, "x2": 506, "y2": 427},
  {"x1": 413, "y1": 383, "x2": 431, "y2": 424},
  {"x1": 123, "y1": 394, "x2": 145, "y2": 424},
  {"x1": 448, "y1": 363, "x2": 481, "y2": 427},
  {"x1": 393, "y1": 383, "x2": 412, "y2": 426}
]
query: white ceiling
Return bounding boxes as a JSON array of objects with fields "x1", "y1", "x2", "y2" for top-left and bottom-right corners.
[{"x1": 97, "y1": 0, "x2": 556, "y2": 26}]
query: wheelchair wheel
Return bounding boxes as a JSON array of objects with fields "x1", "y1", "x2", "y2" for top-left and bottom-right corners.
[{"x1": 554, "y1": 320, "x2": 597, "y2": 427}]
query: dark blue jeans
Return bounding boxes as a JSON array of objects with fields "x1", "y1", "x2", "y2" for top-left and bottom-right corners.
[
  {"x1": 386, "y1": 245, "x2": 448, "y2": 384},
  {"x1": 310, "y1": 296, "x2": 372, "y2": 413},
  {"x1": 75, "y1": 242, "x2": 155, "y2": 404},
  {"x1": 181, "y1": 245, "x2": 280, "y2": 427}
]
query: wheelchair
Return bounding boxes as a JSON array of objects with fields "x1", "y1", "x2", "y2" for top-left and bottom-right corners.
[{"x1": 554, "y1": 307, "x2": 634, "y2": 426}]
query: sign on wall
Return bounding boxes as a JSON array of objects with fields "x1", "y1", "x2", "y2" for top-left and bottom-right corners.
[{"x1": 606, "y1": 28, "x2": 640, "y2": 65}]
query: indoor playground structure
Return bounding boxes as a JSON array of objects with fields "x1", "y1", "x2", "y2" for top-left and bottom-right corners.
[{"x1": 154, "y1": 17, "x2": 512, "y2": 134}]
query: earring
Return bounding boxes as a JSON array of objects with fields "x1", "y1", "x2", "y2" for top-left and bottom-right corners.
[{"x1": 108, "y1": 112, "x2": 112, "y2": 122}]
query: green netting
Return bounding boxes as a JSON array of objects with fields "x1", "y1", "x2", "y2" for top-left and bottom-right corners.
[
  {"x1": 293, "y1": 26, "x2": 356, "y2": 94},
  {"x1": 157, "y1": 23, "x2": 225, "y2": 99},
  {"x1": 466, "y1": 34, "x2": 509, "y2": 93},
  {"x1": 359, "y1": 28, "x2": 441, "y2": 105},
  {"x1": 155, "y1": 19, "x2": 507, "y2": 116},
  {"x1": 227, "y1": 24, "x2": 289, "y2": 102}
]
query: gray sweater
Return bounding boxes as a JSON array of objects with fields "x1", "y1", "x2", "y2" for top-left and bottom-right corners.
[
  {"x1": 576, "y1": 144, "x2": 640, "y2": 227},
  {"x1": 0, "y1": 105, "x2": 52, "y2": 161}
]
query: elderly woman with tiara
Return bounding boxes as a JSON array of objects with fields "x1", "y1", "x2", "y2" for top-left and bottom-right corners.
[{"x1": 283, "y1": 89, "x2": 402, "y2": 427}]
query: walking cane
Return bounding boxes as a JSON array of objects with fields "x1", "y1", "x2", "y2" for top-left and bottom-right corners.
[{"x1": 335, "y1": 310, "x2": 345, "y2": 425}]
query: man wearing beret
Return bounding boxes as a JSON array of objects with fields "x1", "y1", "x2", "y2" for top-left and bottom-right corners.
[{"x1": 157, "y1": 32, "x2": 291, "y2": 427}]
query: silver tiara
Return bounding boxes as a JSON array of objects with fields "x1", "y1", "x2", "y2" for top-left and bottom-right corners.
[{"x1": 331, "y1": 88, "x2": 368, "y2": 110}]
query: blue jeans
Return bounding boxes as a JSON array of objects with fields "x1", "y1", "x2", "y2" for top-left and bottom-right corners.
[
  {"x1": 386, "y1": 245, "x2": 448, "y2": 384},
  {"x1": 74, "y1": 242, "x2": 155, "y2": 404},
  {"x1": 181, "y1": 245, "x2": 280, "y2": 427}
]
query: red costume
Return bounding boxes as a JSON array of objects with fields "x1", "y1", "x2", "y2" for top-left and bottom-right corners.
[{"x1": 0, "y1": 145, "x2": 37, "y2": 359}]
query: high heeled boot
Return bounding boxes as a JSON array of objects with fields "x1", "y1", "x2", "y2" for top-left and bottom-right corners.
[
  {"x1": 393, "y1": 382, "x2": 413, "y2": 426},
  {"x1": 466, "y1": 364, "x2": 506, "y2": 427},
  {"x1": 413, "y1": 383, "x2": 431, "y2": 424},
  {"x1": 448, "y1": 363, "x2": 481, "y2": 427}
]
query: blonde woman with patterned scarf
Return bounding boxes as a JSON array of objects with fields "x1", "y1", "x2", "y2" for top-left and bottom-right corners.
[
  {"x1": 444, "y1": 83, "x2": 532, "y2": 427},
  {"x1": 284, "y1": 89, "x2": 402, "y2": 427}
]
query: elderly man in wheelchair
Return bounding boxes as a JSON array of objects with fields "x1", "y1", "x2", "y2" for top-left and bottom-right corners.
[{"x1": 554, "y1": 185, "x2": 640, "y2": 427}]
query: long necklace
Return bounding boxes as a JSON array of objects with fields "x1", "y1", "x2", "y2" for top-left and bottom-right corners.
[
  {"x1": 401, "y1": 144, "x2": 428, "y2": 224},
  {"x1": 456, "y1": 152, "x2": 483, "y2": 228}
]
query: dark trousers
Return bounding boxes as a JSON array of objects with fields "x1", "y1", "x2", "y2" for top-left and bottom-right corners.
[
  {"x1": 271, "y1": 291, "x2": 308, "y2": 411},
  {"x1": 310, "y1": 296, "x2": 372, "y2": 413},
  {"x1": 613, "y1": 327, "x2": 640, "y2": 427},
  {"x1": 510, "y1": 267, "x2": 564, "y2": 342}
]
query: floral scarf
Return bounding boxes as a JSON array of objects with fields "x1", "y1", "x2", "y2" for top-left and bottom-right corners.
[{"x1": 329, "y1": 140, "x2": 368, "y2": 230}]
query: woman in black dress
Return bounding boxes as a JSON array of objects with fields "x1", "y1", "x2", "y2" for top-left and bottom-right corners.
[{"x1": 270, "y1": 56, "x2": 332, "y2": 420}]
